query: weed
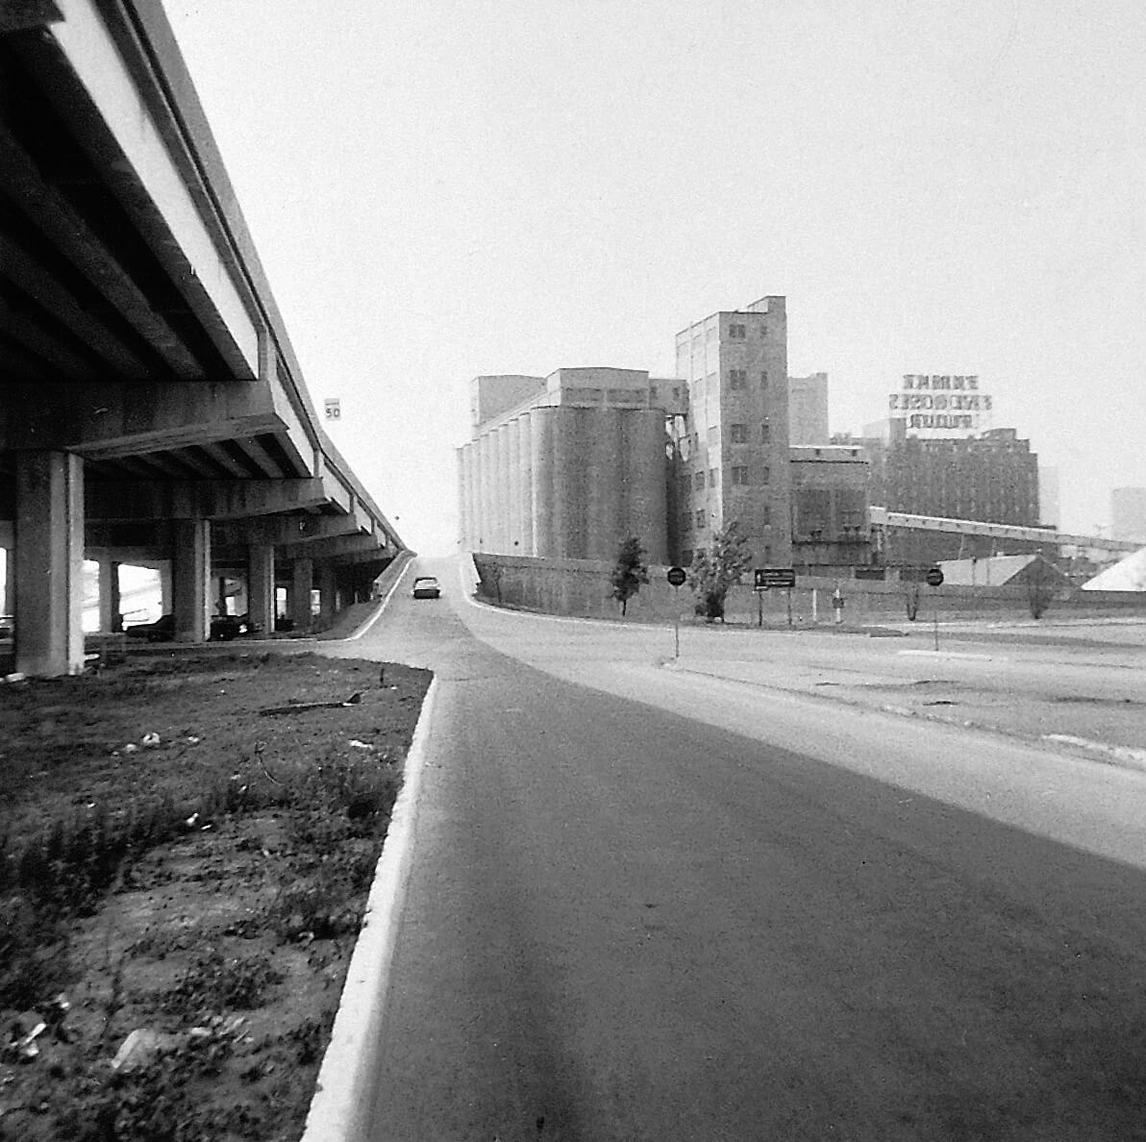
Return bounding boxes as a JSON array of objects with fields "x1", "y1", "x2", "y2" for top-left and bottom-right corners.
[
  {"x1": 162, "y1": 948, "x2": 284, "y2": 1021},
  {"x1": 0, "y1": 893, "x2": 71, "y2": 1010}
]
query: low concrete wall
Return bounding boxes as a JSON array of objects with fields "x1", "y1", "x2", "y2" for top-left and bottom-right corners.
[{"x1": 471, "y1": 553, "x2": 1146, "y2": 627}]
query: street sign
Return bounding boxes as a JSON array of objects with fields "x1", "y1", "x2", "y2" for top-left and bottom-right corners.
[
  {"x1": 925, "y1": 567, "x2": 944, "y2": 587},
  {"x1": 754, "y1": 567, "x2": 796, "y2": 590},
  {"x1": 666, "y1": 566, "x2": 687, "y2": 587}
]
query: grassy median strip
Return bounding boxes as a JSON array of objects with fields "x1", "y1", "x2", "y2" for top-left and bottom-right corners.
[{"x1": 0, "y1": 650, "x2": 430, "y2": 1142}]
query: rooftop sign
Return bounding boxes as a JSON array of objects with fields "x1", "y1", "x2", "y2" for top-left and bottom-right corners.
[{"x1": 888, "y1": 374, "x2": 993, "y2": 435}]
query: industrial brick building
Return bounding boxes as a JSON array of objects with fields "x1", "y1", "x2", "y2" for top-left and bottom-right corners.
[
  {"x1": 840, "y1": 420, "x2": 1040, "y2": 527},
  {"x1": 458, "y1": 296, "x2": 802, "y2": 570},
  {"x1": 672, "y1": 296, "x2": 793, "y2": 567},
  {"x1": 456, "y1": 367, "x2": 681, "y2": 563},
  {"x1": 789, "y1": 445, "x2": 872, "y2": 568}
]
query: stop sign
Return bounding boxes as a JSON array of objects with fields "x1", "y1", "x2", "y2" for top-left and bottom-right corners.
[
  {"x1": 667, "y1": 566, "x2": 686, "y2": 587},
  {"x1": 925, "y1": 567, "x2": 944, "y2": 587}
]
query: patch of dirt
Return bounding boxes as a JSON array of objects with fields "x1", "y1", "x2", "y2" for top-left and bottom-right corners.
[{"x1": 0, "y1": 650, "x2": 430, "y2": 1141}]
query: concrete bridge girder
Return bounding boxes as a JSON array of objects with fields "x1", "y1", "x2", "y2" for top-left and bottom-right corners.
[
  {"x1": 0, "y1": 381, "x2": 311, "y2": 470},
  {"x1": 85, "y1": 479, "x2": 331, "y2": 522},
  {"x1": 47, "y1": 0, "x2": 261, "y2": 378}
]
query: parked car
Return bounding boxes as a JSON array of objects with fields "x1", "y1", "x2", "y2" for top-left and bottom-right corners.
[
  {"x1": 125, "y1": 614, "x2": 174, "y2": 642},
  {"x1": 210, "y1": 614, "x2": 244, "y2": 641},
  {"x1": 411, "y1": 576, "x2": 441, "y2": 599},
  {"x1": 125, "y1": 614, "x2": 252, "y2": 642}
]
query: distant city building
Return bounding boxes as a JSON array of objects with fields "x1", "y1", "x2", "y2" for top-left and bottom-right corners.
[
  {"x1": 1039, "y1": 466, "x2": 1060, "y2": 527},
  {"x1": 787, "y1": 372, "x2": 829, "y2": 444},
  {"x1": 1111, "y1": 487, "x2": 1146, "y2": 542},
  {"x1": 673, "y1": 297, "x2": 792, "y2": 568},
  {"x1": 842, "y1": 420, "x2": 1039, "y2": 527}
]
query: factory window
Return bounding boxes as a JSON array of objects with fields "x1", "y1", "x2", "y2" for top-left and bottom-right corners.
[
  {"x1": 709, "y1": 468, "x2": 718, "y2": 486},
  {"x1": 695, "y1": 510, "x2": 707, "y2": 529},
  {"x1": 729, "y1": 323, "x2": 747, "y2": 339},
  {"x1": 761, "y1": 422, "x2": 771, "y2": 442},
  {"x1": 761, "y1": 466, "x2": 771, "y2": 483},
  {"x1": 732, "y1": 466, "x2": 750, "y2": 486},
  {"x1": 762, "y1": 504, "x2": 771, "y2": 526},
  {"x1": 681, "y1": 511, "x2": 692, "y2": 531},
  {"x1": 760, "y1": 370, "x2": 769, "y2": 389},
  {"x1": 759, "y1": 322, "x2": 768, "y2": 337},
  {"x1": 729, "y1": 368, "x2": 747, "y2": 389},
  {"x1": 730, "y1": 423, "x2": 747, "y2": 444},
  {"x1": 694, "y1": 470, "x2": 705, "y2": 490}
]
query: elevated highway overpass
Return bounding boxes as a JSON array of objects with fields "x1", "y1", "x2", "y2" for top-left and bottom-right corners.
[{"x1": 0, "y1": 0, "x2": 403, "y2": 674}]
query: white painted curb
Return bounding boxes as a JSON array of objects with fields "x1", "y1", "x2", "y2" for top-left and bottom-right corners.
[
  {"x1": 299, "y1": 675, "x2": 438, "y2": 1142},
  {"x1": 1042, "y1": 733, "x2": 1146, "y2": 773}
]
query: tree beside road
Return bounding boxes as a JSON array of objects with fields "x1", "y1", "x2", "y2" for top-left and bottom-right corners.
[{"x1": 689, "y1": 521, "x2": 753, "y2": 622}]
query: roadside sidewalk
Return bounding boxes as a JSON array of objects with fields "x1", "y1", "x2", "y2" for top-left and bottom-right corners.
[{"x1": 666, "y1": 639, "x2": 1146, "y2": 776}]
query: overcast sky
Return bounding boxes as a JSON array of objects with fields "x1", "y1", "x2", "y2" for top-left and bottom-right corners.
[{"x1": 161, "y1": 0, "x2": 1145, "y2": 553}]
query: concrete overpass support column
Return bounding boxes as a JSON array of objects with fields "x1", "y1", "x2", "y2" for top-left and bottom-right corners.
[
  {"x1": 317, "y1": 564, "x2": 338, "y2": 629},
  {"x1": 98, "y1": 559, "x2": 122, "y2": 633},
  {"x1": 247, "y1": 544, "x2": 275, "y2": 637},
  {"x1": 4, "y1": 546, "x2": 16, "y2": 616},
  {"x1": 290, "y1": 557, "x2": 313, "y2": 633},
  {"x1": 172, "y1": 519, "x2": 211, "y2": 642},
  {"x1": 14, "y1": 450, "x2": 85, "y2": 676}
]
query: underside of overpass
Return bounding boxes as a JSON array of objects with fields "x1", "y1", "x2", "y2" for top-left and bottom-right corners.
[{"x1": 0, "y1": 0, "x2": 403, "y2": 674}]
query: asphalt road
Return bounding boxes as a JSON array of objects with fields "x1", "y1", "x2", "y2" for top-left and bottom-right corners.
[{"x1": 336, "y1": 560, "x2": 1146, "y2": 1141}]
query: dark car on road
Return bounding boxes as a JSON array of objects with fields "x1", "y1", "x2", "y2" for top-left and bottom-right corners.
[
  {"x1": 412, "y1": 576, "x2": 441, "y2": 599},
  {"x1": 125, "y1": 614, "x2": 252, "y2": 642}
]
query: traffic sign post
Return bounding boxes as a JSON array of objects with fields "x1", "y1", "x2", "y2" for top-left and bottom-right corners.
[
  {"x1": 754, "y1": 567, "x2": 796, "y2": 590},
  {"x1": 925, "y1": 566, "x2": 944, "y2": 650},
  {"x1": 754, "y1": 568, "x2": 796, "y2": 628},
  {"x1": 666, "y1": 566, "x2": 687, "y2": 658}
]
